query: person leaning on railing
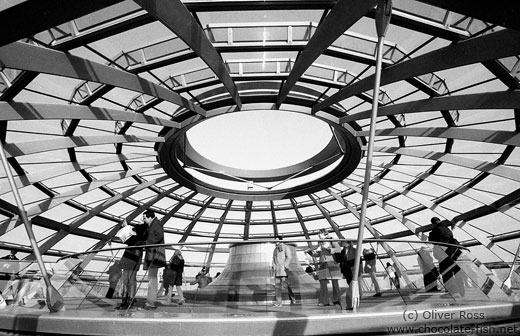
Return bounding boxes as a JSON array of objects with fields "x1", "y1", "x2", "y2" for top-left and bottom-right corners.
[{"x1": 1, "y1": 249, "x2": 18, "y2": 260}]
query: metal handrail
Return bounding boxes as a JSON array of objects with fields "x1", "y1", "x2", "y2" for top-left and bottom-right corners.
[{"x1": 57, "y1": 238, "x2": 467, "y2": 261}]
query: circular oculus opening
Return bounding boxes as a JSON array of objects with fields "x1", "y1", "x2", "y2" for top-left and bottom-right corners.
[
  {"x1": 159, "y1": 110, "x2": 362, "y2": 200},
  {"x1": 186, "y1": 110, "x2": 333, "y2": 171}
]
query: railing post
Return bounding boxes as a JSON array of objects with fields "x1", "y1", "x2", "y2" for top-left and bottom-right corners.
[
  {"x1": 349, "y1": 0, "x2": 392, "y2": 311},
  {"x1": 0, "y1": 142, "x2": 64, "y2": 312}
]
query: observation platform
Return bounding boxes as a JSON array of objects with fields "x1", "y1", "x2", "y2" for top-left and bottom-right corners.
[{"x1": 1, "y1": 289, "x2": 520, "y2": 336}]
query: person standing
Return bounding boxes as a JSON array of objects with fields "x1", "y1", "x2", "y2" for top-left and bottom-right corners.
[
  {"x1": 105, "y1": 261, "x2": 122, "y2": 299},
  {"x1": 393, "y1": 262, "x2": 402, "y2": 289},
  {"x1": 143, "y1": 210, "x2": 166, "y2": 310},
  {"x1": 363, "y1": 247, "x2": 382, "y2": 297},
  {"x1": 163, "y1": 249, "x2": 185, "y2": 305},
  {"x1": 272, "y1": 235, "x2": 296, "y2": 306},
  {"x1": 429, "y1": 218, "x2": 465, "y2": 297},
  {"x1": 117, "y1": 220, "x2": 147, "y2": 310},
  {"x1": 308, "y1": 229, "x2": 342, "y2": 307},
  {"x1": 384, "y1": 262, "x2": 397, "y2": 290}
]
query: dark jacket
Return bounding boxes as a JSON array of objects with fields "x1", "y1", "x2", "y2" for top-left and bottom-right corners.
[
  {"x1": 168, "y1": 255, "x2": 184, "y2": 273},
  {"x1": 340, "y1": 245, "x2": 362, "y2": 283},
  {"x1": 144, "y1": 218, "x2": 166, "y2": 270},
  {"x1": 119, "y1": 223, "x2": 148, "y2": 270},
  {"x1": 429, "y1": 220, "x2": 461, "y2": 260},
  {"x1": 163, "y1": 254, "x2": 184, "y2": 287},
  {"x1": 428, "y1": 220, "x2": 453, "y2": 244}
]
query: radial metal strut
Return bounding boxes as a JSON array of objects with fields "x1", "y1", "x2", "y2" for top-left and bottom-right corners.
[{"x1": 349, "y1": 0, "x2": 392, "y2": 310}]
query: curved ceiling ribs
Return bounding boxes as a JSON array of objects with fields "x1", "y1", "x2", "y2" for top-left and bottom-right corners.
[
  {"x1": 0, "y1": 165, "x2": 161, "y2": 234},
  {"x1": 276, "y1": 0, "x2": 377, "y2": 107},
  {"x1": 58, "y1": 11, "x2": 466, "y2": 119},
  {"x1": 417, "y1": 0, "x2": 520, "y2": 32},
  {"x1": 341, "y1": 91, "x2": 520, "y2": 123},
  {"x1": 372, "y1": 147, "x2": 520, "y2": 183},
  {"x1": 0, "y1": 42, "x2": 206, "y2": 116},
  {"x1": 133, "y1": 0, "x2": 242, "y2": 109},
  {"x1": 312, "y1": 29, "x2": 520, "y2": 113},
  {"x1": 0, "y1": 1, "x2": 519, "y2": 273},
  {"x1": 25, "y1": 175, "x2": 171, "y2": 259},
  {"x1": 0, "y1": 0, "x2": 126, "y2": 47},
  {"x1": 0, "y1": 152, "x2": 154, "y2": 196},
  {"x1": 0, "y1": 102, "x2": 180, "y2": 128}
]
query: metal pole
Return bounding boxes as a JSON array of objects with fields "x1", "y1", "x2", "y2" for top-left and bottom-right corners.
[
  {"x1": 0, "y1": 142, "x2": 64, "y2": 312},
  {"x1": 502, "y1": 242, "x2": 520, "y2": 291},
  {"x1": 349, "y1": 0, "x2": 392, "y2": 310}
]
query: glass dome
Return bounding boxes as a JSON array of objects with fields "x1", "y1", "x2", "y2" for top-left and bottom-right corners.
[{"x1": 0, "y1": 0, "x2": 519, "y2": 280}]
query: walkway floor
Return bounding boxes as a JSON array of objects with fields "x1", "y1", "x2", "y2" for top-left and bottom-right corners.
[{"x1": 1, "y1": 289, "x2": 520, "y2": 335}]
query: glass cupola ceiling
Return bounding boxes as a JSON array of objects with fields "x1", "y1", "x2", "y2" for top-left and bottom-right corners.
[{"x1": 1, "y1": 0, "x2": 520, "y2": 277}]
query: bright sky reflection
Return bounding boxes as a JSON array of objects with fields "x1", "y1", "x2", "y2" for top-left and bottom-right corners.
[{"x1": 186, "y1": 110, "x2": 332, "y2": 170}]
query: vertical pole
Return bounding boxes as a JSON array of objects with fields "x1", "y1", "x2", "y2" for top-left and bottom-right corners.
[
  {"x1": 348, "y1": 0, "x2": 392, "y2": 310},
  {"x1": 502, "y1": 242, "x2": 520, "y2": 291},
  {"x1": 0, "y1": 142, "x2": 64, "y2": 312}
]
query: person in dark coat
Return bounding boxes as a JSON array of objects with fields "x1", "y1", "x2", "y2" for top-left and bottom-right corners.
[
  {"x1": 143, "y1": 210, "x2": 166, "y2": 309},
  {"x1": 117, "y1": 220, "x2": 147, "y2": 309},
  {"x1": 163, "y1": 249, "x2": 185, "y2": 305},
  {"x1": 428, "y1": 217, "x2": 465, "y2": 297}
]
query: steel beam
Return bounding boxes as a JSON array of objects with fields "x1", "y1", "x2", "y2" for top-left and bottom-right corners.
[{"x1": 313, "y1": 29, "x2": 520, "y2": 113}]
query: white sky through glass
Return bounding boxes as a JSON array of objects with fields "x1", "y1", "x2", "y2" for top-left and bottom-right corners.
[{"x1": 186, "y1": 110, "x2": 332, "y2": 170}]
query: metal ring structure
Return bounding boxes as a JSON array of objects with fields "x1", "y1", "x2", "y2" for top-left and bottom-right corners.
[{"x1": 158, "y1": 111, "x2": 362, "y2": 201}]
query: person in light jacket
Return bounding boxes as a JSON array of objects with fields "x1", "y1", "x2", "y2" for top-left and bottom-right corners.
[
  {"x1": 308, "y1": 229, "x2": 342, "y2": 306},
  {"x1": 272, "y1": 236, "x2": 296, "y2": 306}
]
